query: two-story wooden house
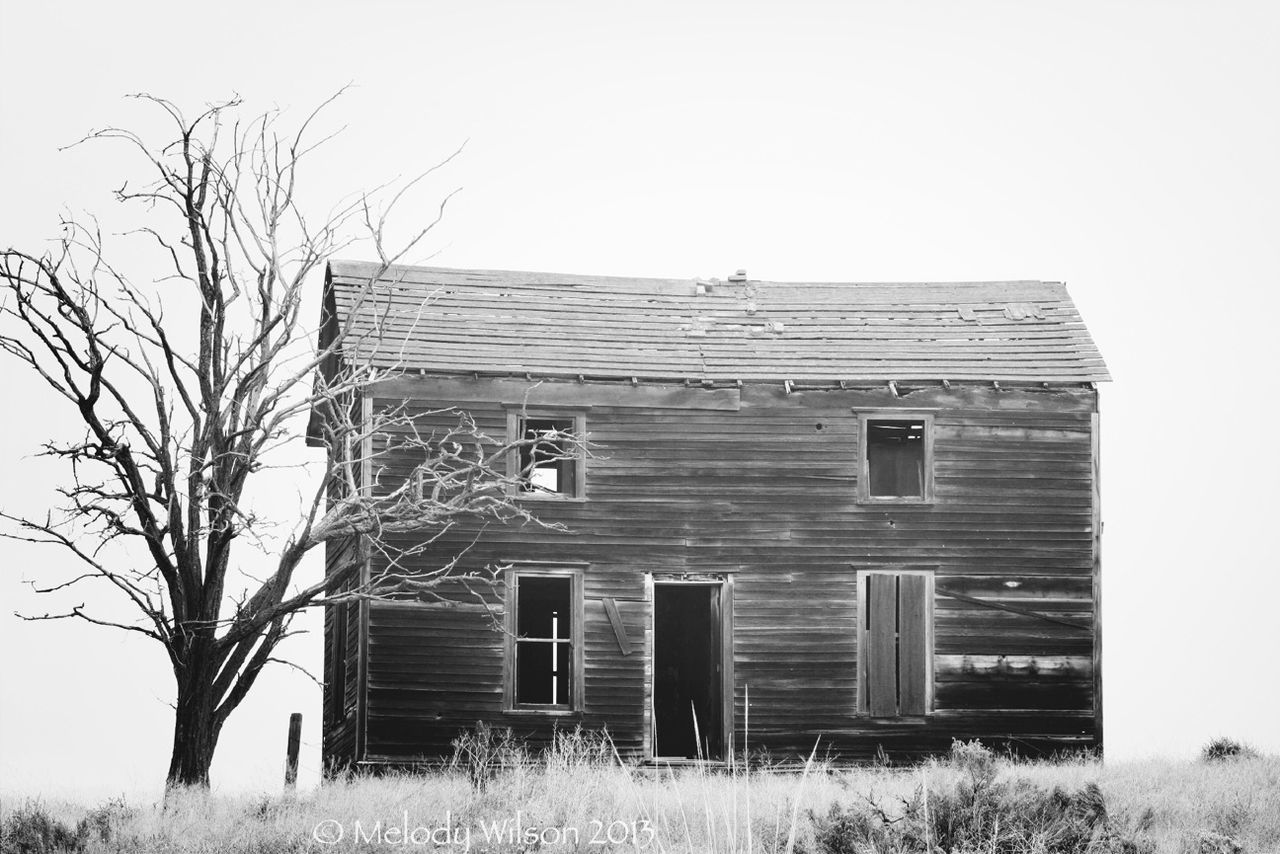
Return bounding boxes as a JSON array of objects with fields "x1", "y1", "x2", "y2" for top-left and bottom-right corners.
[{"x1": 313, "y1": 261, "x2": 1109, "y2": 769}]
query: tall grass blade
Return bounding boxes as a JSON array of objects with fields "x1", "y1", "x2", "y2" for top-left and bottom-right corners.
[
  {"x1": 745, "y1": 683, "x2": 752, "y2": 854},
  {"x1": 783, "y1": 738, "x2": 821, "y2": 854}
]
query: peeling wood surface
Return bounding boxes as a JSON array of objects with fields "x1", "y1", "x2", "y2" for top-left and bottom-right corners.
[{"x1": 339, "y1": 378, "x2": 1101, "y2": 763}]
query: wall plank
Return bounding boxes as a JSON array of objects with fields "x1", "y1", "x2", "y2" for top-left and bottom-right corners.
[{"x1": 898, "y1": 575, "x2": 929, "y2": 716}]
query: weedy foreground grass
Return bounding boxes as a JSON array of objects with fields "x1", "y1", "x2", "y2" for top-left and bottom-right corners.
[{"x1": 2, "y1": 734, "x2": 1277, "y2": 854}]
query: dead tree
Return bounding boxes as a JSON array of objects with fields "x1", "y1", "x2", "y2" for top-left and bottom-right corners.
[{"x1": 0, "y1": 94, "x2": 573, "y2": 788}]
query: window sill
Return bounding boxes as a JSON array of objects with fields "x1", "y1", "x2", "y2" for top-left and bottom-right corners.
[
  {"x1": 857, "y1": 496, "x2": 934, "y2": 506},
  {"x1": 502, "y1": 707, "x2": 583, "y2": 717},
  {"x1": 512, "y1": 492, "x2": 588, "y2": 503}
]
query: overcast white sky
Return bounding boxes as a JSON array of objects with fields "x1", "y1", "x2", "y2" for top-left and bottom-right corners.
[{"x1": 1, "y1": 1, "x2": 1277, "y2": 799}]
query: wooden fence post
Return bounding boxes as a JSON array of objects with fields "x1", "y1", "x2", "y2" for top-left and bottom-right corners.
[{"x1": 285, "y1": 712, "x2": 302, "y2": 791}]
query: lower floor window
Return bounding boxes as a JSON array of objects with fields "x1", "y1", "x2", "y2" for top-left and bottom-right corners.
[
  {"x1": 507, "y1": 570, "x2": 582, "y2": 710},
  {"x1": 859, "y1": 571, "x2": 933, "y2": 716}
]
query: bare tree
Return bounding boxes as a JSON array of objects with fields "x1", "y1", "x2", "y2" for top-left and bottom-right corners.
[{"x1": 0, "y1": 94, "x2": 567, "y2": 788}]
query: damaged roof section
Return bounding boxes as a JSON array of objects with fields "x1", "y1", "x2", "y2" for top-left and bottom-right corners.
[{"x1": 324, "y1": 261, "x2": 1111, "y2": 383}]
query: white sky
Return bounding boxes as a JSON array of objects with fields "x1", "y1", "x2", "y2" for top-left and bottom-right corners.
[{"x1": 1, "y1": 1, "x2": 1277, "y2": 799}]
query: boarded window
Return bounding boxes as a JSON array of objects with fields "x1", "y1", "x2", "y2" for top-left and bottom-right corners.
[
  {"x1": 327, "y1": 594, "x2": 358, "y2": 722},
  {"x1": 328, "y1": 600, "x2": 347, "y2": 723},
  {"x1": 861, "y1": 572, "x2": 931, "y2": 716},
  {"x1": 858, "y1": 414, "x2": 933, "y2": 502},
  {"x1": 510, "y1": 414, "x2": 584, "y2": 498},
  {"x1": 512, "y1": 574, "x2": 577, "y2": 708}
]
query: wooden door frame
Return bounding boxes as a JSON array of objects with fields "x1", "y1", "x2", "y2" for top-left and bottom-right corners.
[{"x1": 644, "y1": 573, "x2": 735, "y2": 762}]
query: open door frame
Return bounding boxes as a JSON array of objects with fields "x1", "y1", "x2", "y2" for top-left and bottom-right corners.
[{"x1": 644, "y1": 573, "x2": 735, "y2": 762}]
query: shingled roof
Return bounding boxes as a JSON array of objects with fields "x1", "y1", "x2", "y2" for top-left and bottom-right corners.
[{"x1": 325, "y1": 260, "x2": 1110, "y2": 384}]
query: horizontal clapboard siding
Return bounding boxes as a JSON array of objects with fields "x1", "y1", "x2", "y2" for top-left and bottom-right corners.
[
  {"x1": 356, "y1": 378, "x2": 1099, "y2": 763},
  {"x1": 324, "y1": 262, "x2": 1110, "y2": 383},
  {"x1": 320, "y1": 535, "x2": 360, "y2": 770}
]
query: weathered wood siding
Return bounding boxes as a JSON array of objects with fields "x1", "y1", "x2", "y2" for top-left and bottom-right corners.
[
  {"x1": 321, "y1": 536, "x2": 361, "y2": 770},
  {"x1": 354, "y1": 377, "x2": 1099, "y2": 764},
  {"x1": 319, "y1": 389, "x2": 367, "y2": 772}
]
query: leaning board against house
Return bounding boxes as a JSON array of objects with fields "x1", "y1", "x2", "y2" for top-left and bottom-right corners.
[{"x1": 311, "y1": 262, "x2": 1109, "y2": 769}]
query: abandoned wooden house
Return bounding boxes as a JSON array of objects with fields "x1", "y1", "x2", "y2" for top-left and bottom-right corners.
[{"x1": 313, "y1": 261, "x2": 1110, "y2": 770}]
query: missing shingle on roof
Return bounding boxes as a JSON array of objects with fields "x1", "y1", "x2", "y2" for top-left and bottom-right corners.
[
  {"x1": 1004, "y1": 303, "x2": 1046, "y2": 320},
  {"x1": 683, "y1": 317, "x2": 711, "y2": 337}
]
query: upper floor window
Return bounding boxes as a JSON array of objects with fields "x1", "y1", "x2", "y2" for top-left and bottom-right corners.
[
  {"x1": 857, "y1": 412, "x2": 934, "y2": 503},
  {"x1": 506, "y1": 410, "x2": 586, "y2": 499}
]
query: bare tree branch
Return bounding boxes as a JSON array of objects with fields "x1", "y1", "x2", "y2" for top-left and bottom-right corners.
[{"x1": 1, "y1": 92, "x2": 580, "y2": 788}]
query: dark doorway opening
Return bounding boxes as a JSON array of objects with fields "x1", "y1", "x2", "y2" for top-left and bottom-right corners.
[{"x1": 653, "y1": 583, "x2": 722, "y2": 759}]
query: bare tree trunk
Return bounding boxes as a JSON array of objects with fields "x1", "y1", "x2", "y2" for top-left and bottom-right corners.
[
  {"x1": 1, "y1": 94, "x2": 565, "y2": 788},
  {"x1": 166, "y1": 661, "x2": 220, "y2": 789}
]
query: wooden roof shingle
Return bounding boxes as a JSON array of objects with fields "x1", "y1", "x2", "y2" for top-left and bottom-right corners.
[{"x1": 326, "y1": 261, "x2": 1111, "y2": 383}]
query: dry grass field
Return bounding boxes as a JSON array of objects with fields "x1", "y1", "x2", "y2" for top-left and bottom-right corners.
[{"x1": 3, "y1": 736, "x2": 1277, "y2": 853}]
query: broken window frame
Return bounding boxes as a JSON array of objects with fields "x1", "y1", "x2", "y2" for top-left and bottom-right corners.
[
  {"x1": 856, "y1": 411, "x2": 935, "y2": 504},
  {"x1": 503, "y1": 565, "x2": 585, "y2": 714},
  {"x1": 855, "y1": 568, "x2": 935, "y2": 717},
  {"x1": 504, "y1": 408, "x2": 587, "y2": 500},
  {"x1": 327, "y1": 596, "x2": 348, "y2": 725},
  {"x1": 325, "y1": 565, "x2": 359, "y2": 725}
]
